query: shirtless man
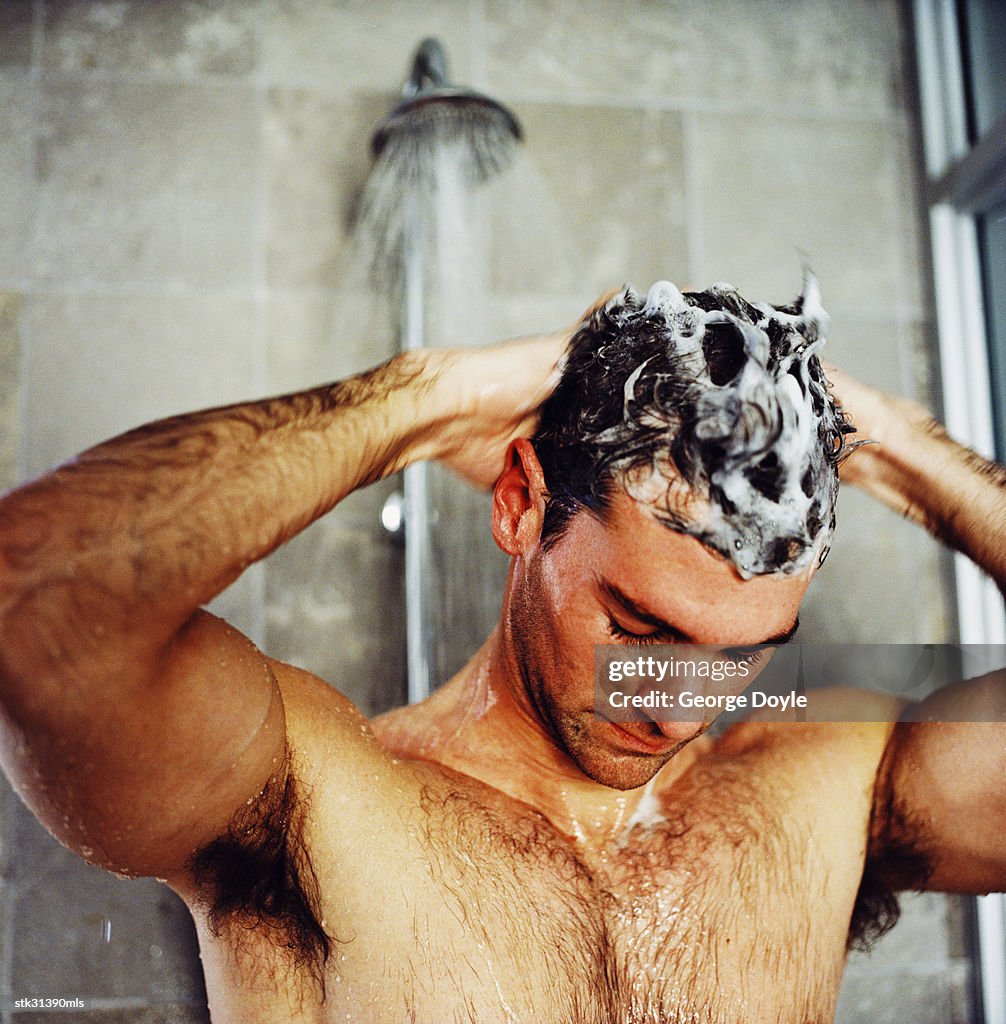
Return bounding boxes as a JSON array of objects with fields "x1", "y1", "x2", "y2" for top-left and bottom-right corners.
[{"x1": 0, "y1": 279, "x2": 1003, "y2": 1023}]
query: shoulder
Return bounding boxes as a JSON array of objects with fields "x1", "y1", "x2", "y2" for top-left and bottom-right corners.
[
  {"x1": 713, "y1": 709, "x2": 900, "y2": 841},
  {"x1": 172, "y1": 661, "x2": 423, "y2": 984},
  {"x1": 869, "y1": 717, "x2": 1006, "y2": 893},
  {"x1": 714, "y1": 701, "x2": 897, "y2": 753},
  {"x1": 710, "y1": 686, "x2": 901, "y2": 768},
  {"x1": 267, "y1": 659, "x2": 425, "y2": 815}
]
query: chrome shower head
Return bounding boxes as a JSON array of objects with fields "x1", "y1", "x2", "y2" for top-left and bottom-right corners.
[{"x1": 371, "y1": 37, "x2": 522, "y2": 183}]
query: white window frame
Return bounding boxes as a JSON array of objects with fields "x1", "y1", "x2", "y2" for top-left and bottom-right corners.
[{"x1": 913, "y1": 2, "x2": 1006, "y2": 1021}]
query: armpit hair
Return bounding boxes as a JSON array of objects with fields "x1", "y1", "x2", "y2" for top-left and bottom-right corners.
[
  {"x1": 849, "y1": 757, "x2": 935, "y2": 952},
  {"x1": 185, "y1": 745, "x2": 333, "y2": 992}
]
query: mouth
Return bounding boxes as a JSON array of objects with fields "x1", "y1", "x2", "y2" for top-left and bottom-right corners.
[
  {"x1": 604, "y1": 718, "x2": 706, "y2": 753},
  {"x1": 605, "y1": 720, "x2": 675, "y2": 753}
]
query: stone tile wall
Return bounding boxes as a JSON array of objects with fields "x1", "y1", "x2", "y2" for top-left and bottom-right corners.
[{"x1": 0, "y1": 2, "x2": 975, "y2": 1022}]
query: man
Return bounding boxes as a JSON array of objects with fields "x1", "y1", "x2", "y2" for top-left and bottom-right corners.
[{"x1": 0, "y1": 278, "x2": 1003, "y2": 1023}]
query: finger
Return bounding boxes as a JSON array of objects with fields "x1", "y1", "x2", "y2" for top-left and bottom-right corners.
[{"x1": 571, "y1": 287, "x2": 623, "y2": 332}]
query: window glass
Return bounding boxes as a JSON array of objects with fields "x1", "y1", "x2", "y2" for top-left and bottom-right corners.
[
  {"x1": 977, "y1": 198, "x2": 1006, "y2": 460},
  {"x1": 962, "y1": 0, "x2": 1006, "y2": 139}
]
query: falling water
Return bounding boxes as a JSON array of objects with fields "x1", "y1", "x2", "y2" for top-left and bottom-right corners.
[
  {"x1": 273, "y1": 46, "x2": 570, "y2": 710},
  {"x1": 334, "y1": 53, "x2": 570, "y2": 699}
]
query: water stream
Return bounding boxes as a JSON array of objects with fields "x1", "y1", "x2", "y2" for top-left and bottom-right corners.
[{"x1": 326, "y1": 114, "x2": 570, "y2": 699}]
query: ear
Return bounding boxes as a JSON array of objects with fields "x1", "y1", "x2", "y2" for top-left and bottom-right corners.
[{"x1": 492, "y1": 438, "x2": 548, "y2": 556}]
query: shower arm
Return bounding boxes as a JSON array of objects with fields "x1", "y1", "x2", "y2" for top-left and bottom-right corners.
[
  {"x1": 402, "y1": 208, "x2": 434, "y2": 704},
  {"x1": 402, "y1": 37, "x2": 449, "y2": 98}
]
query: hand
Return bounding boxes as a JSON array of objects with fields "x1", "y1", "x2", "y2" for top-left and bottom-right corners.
[
  {"x1": 822, "y1": 362, "x2": 932, "y2": 487},
  {"x1": 430, "y1": 290, "x2": 620, "y2": 489},
  {"x1": 430, "y1": 331, "x2": 565, "y2": 488},
  {"x1": 823, "y1": 364, "x2": 1006, "y2": 591}
]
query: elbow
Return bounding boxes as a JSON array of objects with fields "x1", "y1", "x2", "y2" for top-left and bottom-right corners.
[
  {"x1": 0, "y1": 576, "x2": 86, "y2": 728},
  {"x1": 0, "y1": 578, "x2": 32, "y2": 696}
]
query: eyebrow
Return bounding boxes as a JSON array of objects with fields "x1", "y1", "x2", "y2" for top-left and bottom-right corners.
[
  {"x1": 598, "y1": 578, "x2": 801, "y2": 646},
  {"x1": 600, "y1": 580, "x2": 695, "y2": 641},
  {"x1": 760, "y1": 617, "x2": 801, "y2": 646}
]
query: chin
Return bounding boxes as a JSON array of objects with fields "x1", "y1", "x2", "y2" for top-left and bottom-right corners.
[
  {"x1": 547, "y1": 708, "x2": 690, "y2": 790},
  {"x1": 568, "y1": 743, "x2": 682, "y2": 791},
  {"x1": 581, "y1": 758, "x2": 666, "y2": 791}
]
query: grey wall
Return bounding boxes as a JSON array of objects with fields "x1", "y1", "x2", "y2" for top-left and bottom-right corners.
[{"x1": 0, "y1": 1, "x2": 975, "y2": 1022}]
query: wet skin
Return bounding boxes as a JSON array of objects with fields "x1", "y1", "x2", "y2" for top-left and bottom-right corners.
[
  {"x1": 3, "y1": 323, "x2": 1002, "y2": 1024},
  {"x1": 178, "y1": 490, "x2": 896, "y2": 1023},
  {"x1": 497, "y1": 489, "x2": 808, "y2": 793}
]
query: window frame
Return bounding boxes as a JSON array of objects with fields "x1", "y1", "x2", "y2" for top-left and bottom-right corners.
[{"x1": 913, "y1": 2, "x2": 1006, "y2": 1020}]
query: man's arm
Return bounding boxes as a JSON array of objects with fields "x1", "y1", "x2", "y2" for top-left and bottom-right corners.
[
  {"x1": 829, "y1": 368, "x2": 1006, "y2": 891},
  {"x1": 0, "y1": 332, "x2": 565, "y2": 882},
  {"x1": 830, "y1": 366, "x2": 1006, "y2": 595},
  {"x1": 870, "y1": 673, "x2": 1006, "y2": 893}
]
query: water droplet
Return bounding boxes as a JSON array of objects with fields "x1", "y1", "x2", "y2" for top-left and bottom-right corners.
[
  {"x1": 80, "y1": 845, "x2": 93, "y2": 858},
  {"x1": 101, "y1": 918, "x2": 112, "y2": 943},
  {"x1": 149, "y1": 944, "x2": 163, "y2": 958}
]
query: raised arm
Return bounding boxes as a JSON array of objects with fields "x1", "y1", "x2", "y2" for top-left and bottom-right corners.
[
  {"x1": 0, "y1": 330, "x2": 565, "y2": 882},
  {"x1": 829, "y1": 365, "x2": 1006, "y2": 595},
  {"x1": 828, "y1": 366, "x2": 1006, "y2": 892},
  {"x1": 869, "y1": 671, "x2": 1006, "y2": 893}
]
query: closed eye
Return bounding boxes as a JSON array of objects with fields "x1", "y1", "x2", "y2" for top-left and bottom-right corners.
[
  {"x1": 722, "y1": 646, "x2": 769, "y2": 665},
  {"x1": 606, "y1": 617, "x2": 670, "y2": 646}
]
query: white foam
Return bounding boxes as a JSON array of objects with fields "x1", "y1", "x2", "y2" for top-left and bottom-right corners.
[
  {"x1": 619, "y1": 776, "x2": 666, "y2": 843},
  {"x1": 643, "y1": 280, "x2": 687, "y2": 316},
  {"x1": 595, "y1": 271, "x2": 839, "y2": 578}
]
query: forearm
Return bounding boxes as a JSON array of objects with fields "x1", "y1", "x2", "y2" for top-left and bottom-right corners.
[
  {"x1": 0, "y1": 313, "x2": 572, "y2": 879},
  {"x1": 841, "y1": 388, "x2": 1006, "y2": 594},
  {"x1": 0, "y1": 349, "x2": 447, "y2": 685}
]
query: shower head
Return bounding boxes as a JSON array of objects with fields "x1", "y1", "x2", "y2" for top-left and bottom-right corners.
[{"x1": 371, "y1": 37, "x2": 522, "y2": 183}]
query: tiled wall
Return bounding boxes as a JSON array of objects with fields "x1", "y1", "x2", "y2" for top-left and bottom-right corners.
[{"x1": 0, "y1": 2, "x2": 976, "y2": 1022}]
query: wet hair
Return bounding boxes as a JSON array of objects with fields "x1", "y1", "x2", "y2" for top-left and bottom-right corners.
[{"x1": 531, "y1": 276, "x2": 858, "y2": 577}]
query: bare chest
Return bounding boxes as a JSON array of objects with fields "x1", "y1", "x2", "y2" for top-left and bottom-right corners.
[{"x1": 325, "y1": 759, "x2": 863, "y2": 1024}]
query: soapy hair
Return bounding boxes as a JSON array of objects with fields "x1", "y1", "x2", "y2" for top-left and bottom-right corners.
[{"x1": 531, "y1": 277, "x2": 857, "y2": 577}]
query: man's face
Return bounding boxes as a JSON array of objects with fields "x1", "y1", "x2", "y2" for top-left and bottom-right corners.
[{"x1": 505, "y1": 491, "x2": 812, "y2": 790}]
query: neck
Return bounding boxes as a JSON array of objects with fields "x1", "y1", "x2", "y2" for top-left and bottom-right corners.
[{"x1": 374, "y1": 628, "x2": 701, "y2": 848}]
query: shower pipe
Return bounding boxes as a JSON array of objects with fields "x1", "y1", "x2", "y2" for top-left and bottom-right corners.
[{"x1": 372, "y1": 38, "x2": 522, "y2": 703}]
